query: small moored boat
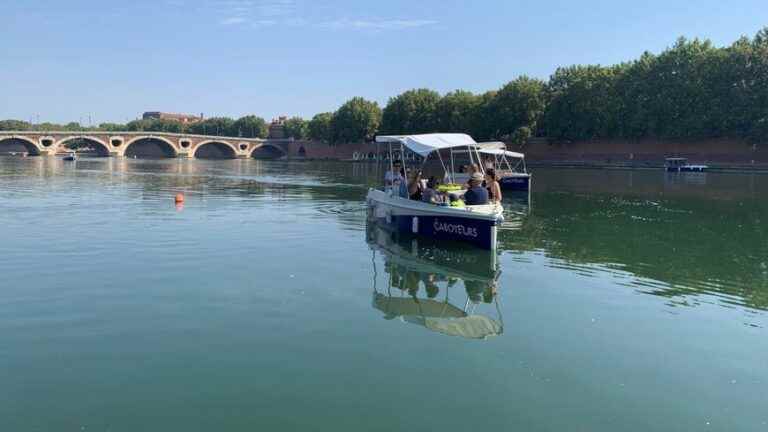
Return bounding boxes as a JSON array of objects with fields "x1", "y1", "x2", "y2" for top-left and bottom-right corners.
[
  {"x1": 367, "y1": 133, "x2": 504, "y2": 250},
  {"x1": 478, "y1": 142, "x2": 531, "y2": 192},
  {"x1": 448, "y1": 142, "x2": 531, "y2": 192},
  {"x1": 665, "y1": 157, "x2": 707, "y2": 172},
  {"x1": 63, "y1": 153, "x2": 77, "y2": 161}
]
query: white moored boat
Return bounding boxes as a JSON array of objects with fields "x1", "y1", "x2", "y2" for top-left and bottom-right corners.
[
  {"x1": 450, "y1": 142, "x2": 531, "y2": 192},
  {"x1": 366, "y1": 133, "x2": 504, "y2": 250}
]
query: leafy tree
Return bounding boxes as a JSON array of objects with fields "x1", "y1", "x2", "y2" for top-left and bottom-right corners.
[
  {"x1": 308, "y1": 112, "x2": 333, "y2": 144},
  {"x1": 125, "y1": 118, "x2": 183, "y2": 133},
  {"x1": 0, "y1": 120, "x2": 31, "y2": 131},
  {"x1": 436, "y1": 90, "x2": 479, "y2": 133},
  {"x1": 98, "y1": 123, "x2": 127, "y2": 132},
  {"x1": 189, "y1": 117, "x2": 235, "y2": 136},
  {"x1": 487, "y1": 76, "x2": 546, "y2": 140},
  {"x1": 64, "y1": 122, "x2": 83, "y2": 131},
  {"x1": 469, "y1": 91, "x2": 498, "y2": 140},
  {"x1": 228, "y1": 115, "x2": 268, "y2": 138},
  {"x1": 544, "y1": 66, "x2": 621, "y2": 141},
  {"x1": 35, "y1": 122, "x2": 64, "y2": 131},
  {"x1": 331, "y1": 97, "x2": 382, "y2": 144},
  {"x1": 283, "y1": 117, "x2": 309, "y2": 139},
  {"x1": 381, "y1": 88, "x2": 441, "y2": 134}
]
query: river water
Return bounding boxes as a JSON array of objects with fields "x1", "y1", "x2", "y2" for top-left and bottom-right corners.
[{"x1": 1, "y1": 157, "x2": 766, "y2": 431}]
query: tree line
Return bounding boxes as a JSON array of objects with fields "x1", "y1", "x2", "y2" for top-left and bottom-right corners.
[
  {"x1": 3, "y1": 29, "x2": 766, "y2": 146},
  {"x1": 303, "y1": 28, "x2": 768, "y2": 145}
]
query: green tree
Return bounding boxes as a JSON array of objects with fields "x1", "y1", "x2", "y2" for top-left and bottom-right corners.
[
  {"x1": 125, "y1": 118, "x2": 183, "y2": 133},
  {"x1": 544, "y1": 66, "x2": 621, "y2": 141},
  {"x1": 331, "y1": 97, "x2": 382, "y2": 144},
  {"x1": 283, "y1": 117, "x2": 309, "y2": 139},
  {"x1": 469, "y1": 91, "x2": 498, "y2": 140},
  {"x1": 229, "y1": 115, "x2": 268, "y2": 138},
  {"x1": 189, "y1": 117, "x2": 235, "y2": 136},
  {"x1": 64, "y1": 122, "x2": 83, "y2": 131},
  {"x1": 0, "y1": 120, "x2": 31, "y2": 131},
  {"x1": 308, "y1": 112, "x2": 333, "y2": 144},
  {"x1": 381, "y1": 88, "x2": 441, "y2": 134},
  {"x1": 436, "y1": 90, "x2": 479, "y2": 133},
  {"x1": 35, "y1": 122, "x2": 64, "y2": 131},
  {"x1": 486, "y1": 76, "x2": 546, "y2": 140},
  {"x1": 98, "y1": 122, "x2": 127, "y2": 132}
]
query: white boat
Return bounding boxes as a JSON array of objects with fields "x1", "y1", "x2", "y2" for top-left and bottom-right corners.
[
  {"x1": 665, "y1": 157, "x2": 708, "y2": 172},
  {"x1": 449, "y1": 142, "x2": 531, "y2": 192},
  {"x1": 366, "y1": 133, "x2": 504, "y2": 250}
]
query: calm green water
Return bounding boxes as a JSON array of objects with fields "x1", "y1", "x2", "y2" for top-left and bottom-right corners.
[{"x1": 1, "y1": 157, "x2": 766, "y2": 431}]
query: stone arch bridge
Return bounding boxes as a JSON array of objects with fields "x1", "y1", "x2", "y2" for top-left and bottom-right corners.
[{"x1": 0, "y1": 131, "x2": 295, "y2": 159}]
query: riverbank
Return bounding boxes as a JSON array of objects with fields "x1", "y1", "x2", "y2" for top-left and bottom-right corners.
[
  {"x1": 512, "y1": 137, "x2": 768, "y2": 172},
  {"x1": 293, "y1": 136, "x2": 768, "y2": 172}
]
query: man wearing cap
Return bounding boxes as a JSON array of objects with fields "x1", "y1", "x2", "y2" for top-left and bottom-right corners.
[{"x1": 463, "y1": 172, "x2": 489, "y2": 205}]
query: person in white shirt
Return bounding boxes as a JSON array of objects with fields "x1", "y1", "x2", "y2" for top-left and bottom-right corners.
[{"x1": 384, "y1": 160, "x2": 405, "y2": 190}]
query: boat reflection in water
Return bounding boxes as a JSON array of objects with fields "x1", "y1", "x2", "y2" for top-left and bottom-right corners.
[{"x1": 367, "y1": 223, "x2": 504, "y2": 340}]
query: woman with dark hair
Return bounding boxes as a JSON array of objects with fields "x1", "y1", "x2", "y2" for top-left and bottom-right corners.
[{"x1": 485, "y1": 168, "x2": 502, "y2": 203}]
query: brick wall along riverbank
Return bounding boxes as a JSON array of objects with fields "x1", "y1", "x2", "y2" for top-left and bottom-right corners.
[
  {"x1": 510, "y1": 137, "x2": 768, "y2": 170},
  {"x1": 291, "y1": 138, "x2": 768, "y2": 170}
]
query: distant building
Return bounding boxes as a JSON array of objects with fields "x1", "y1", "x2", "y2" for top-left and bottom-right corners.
[
  {"x1": 269, "y1": 116, "x2": 288, "y2": 139},
  {"x1": 142, "y1": 112, "x2": 202, "y2": 124}
]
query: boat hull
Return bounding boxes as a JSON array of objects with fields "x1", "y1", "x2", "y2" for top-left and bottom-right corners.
[
  {"x1": 367, "y1": 190, "x2": 500, "y2": 250},
  {"x1": 499, "y1": 174, "x2": 530, "y2": 191},
  {"x1": 666, "y1": 166, "x2": 707, "y2": 172}
]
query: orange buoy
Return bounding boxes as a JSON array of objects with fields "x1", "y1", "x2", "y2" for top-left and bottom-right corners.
[{"x1": 174, "y1": 193, "x2": 185, "y2": 203}]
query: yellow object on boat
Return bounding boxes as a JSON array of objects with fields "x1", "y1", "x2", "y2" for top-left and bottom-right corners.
[{"x1": 437, "y1": 184, "x2": 463, "y2": 193}]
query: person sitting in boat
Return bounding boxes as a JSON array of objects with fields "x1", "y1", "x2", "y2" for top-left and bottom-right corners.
[
  {"x1": 483, "y1": 156, "x2": 494, "y2": 170},
  {"x1": 421, "y1": 177, "x2": 439, "y2": 203},
  {"x1": 408, "y1": 170, "x2": 423, "y2": 200},
  {"x1": 464, "y1": 172, "x2": 489, "y2": 205},
  {"x1": 465, "y1": 164, "x2": 481, "y2": 188},
  {"x1": 385, "y1": 160, "x2": 405, "y2": 189},
  {"x1": 485, "y1": 168, "x2": 502, "y2": 203}
]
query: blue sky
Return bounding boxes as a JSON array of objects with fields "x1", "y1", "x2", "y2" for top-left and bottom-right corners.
[{"x1": 1, "y1": 0, "x2": 767, "y2": 124}]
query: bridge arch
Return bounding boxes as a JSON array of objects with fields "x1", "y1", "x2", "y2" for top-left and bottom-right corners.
[
  {"x1": 0, "y1": 136, "x2": 41, "y2": 156},
  {"x1": 250, "y1": 143, "x2": 286, "y2": 159},
  {"x1": 124, "y1": 136, "x2": 178, "y2": 158},
  {"x1": 56, "y1": 136, "x2": 110, "y2": 157},
  {"x1": 193, "y1": 140, "x2": 238, "y2": 159}
]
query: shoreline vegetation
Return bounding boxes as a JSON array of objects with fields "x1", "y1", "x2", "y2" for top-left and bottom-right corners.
[{"x1": 2, "y1": 29, "x2": 766, "y2": 153}]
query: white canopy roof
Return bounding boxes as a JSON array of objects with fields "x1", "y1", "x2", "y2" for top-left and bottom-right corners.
[
  {"x1": 476, "y1": 141, "x2": 506, "y2": 150},
  {"x1": 376, "y1": 133, "x2": 478, "y2": 157},
  {"x1": 480, "y1": 148, "x2": 525, "y2": 159}
]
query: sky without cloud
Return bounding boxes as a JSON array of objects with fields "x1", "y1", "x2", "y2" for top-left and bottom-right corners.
[{"x1": 1, "y1": 0, "x2": 767, "y2": 124}]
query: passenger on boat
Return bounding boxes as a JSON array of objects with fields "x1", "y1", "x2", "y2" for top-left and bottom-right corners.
[
  {"x1": 408, "y1": 170, "x2": 423, "y2": 200},
  {"x1": 421, "y1": 177, "x2": 439, "y2": 203},
  {"x1": 464, "y1": 172, "x2": 489, "y2": 205},
  {"x1": 465, "y1": 164, "x2": 481, "y2": 187},
  {"x1": 385, "y1": 160, "x2": 405, "y2": 188},
  {"x1": 485, "y1": 168, "x2": 502, "y2": 203}
]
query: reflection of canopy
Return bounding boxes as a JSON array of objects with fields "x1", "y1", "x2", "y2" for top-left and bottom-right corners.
[
  {"x1": 374, "y1": 293, "x2": 465, "y2": 318},
  {"x1": 416, "y1": 315, "x2": 503, "y2": 339},
  {"x1": 376, "y1": 133, "x2": 478, "y2": 157},
  {"x1": 373, "y1": 293, "x2": 503, "y2": 339}
]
